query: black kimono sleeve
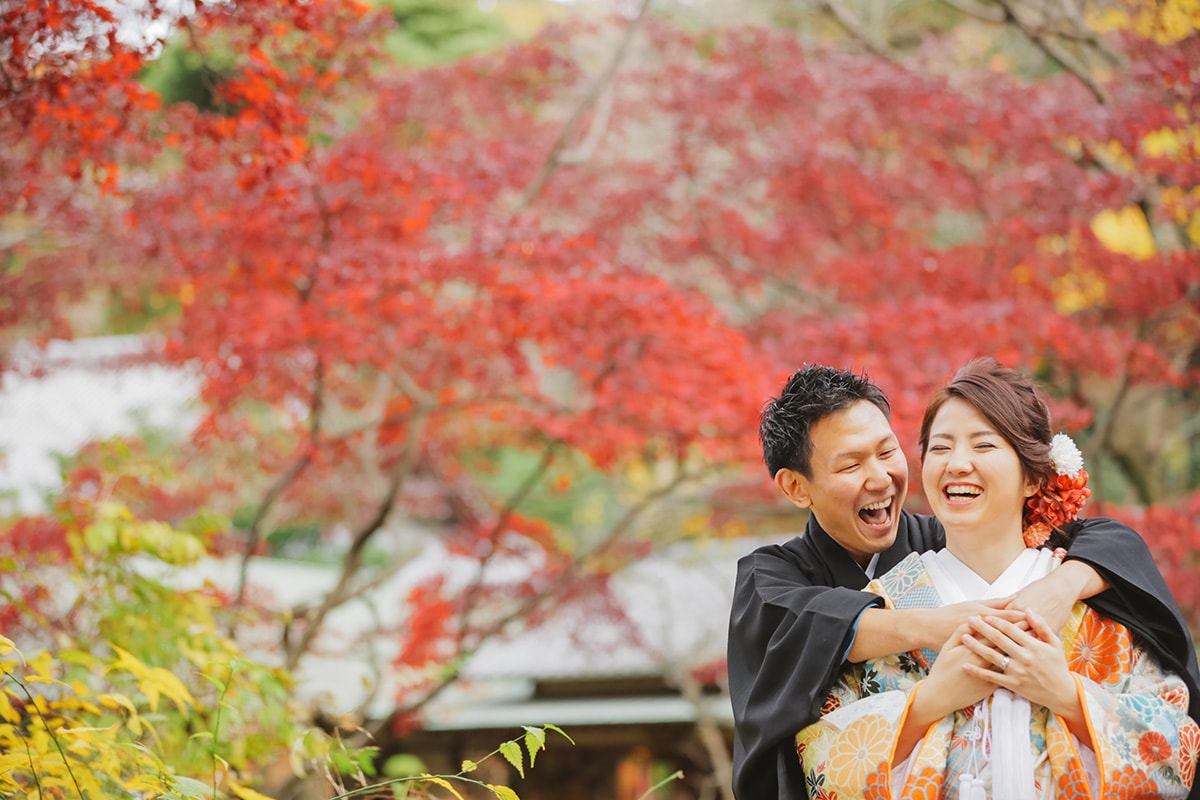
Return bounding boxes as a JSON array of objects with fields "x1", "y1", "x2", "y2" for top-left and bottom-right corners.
[
  {"x1": 728, "y1": 551, "x2": 878, "y2": 799},
  {"x1": 727, "y1": 513, "x2": 942, "y2": 800},
  {"x1": 1064, "y1": 516, "x2": 1200, "y2": 724}
]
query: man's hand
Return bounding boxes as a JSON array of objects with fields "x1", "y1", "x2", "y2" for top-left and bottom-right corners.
[
  {"x1": 1005, "y1": 560, "x2": 1108, "y2": 634},
  {"x1": 919, "y1": 600, "x2": 1026, "y2": 651},
  {"x1": 849, "y1": 600, "x2": 1026, "y2": 662}
]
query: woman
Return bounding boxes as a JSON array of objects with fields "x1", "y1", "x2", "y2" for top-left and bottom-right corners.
[{"x1": 795, "y1": 358, "x2": 1199, "y2": 799}]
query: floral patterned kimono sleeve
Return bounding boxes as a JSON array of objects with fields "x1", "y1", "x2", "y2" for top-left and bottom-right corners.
[
  {"x1": 794, "y1": 669, "x2": 918, "y2": 799},
  {"x1": 1069, "y1": 623, "x2": 1200, "y2": 797},
  {"x1": 794, "y1": 553, "x2": 935, "y2": 799}
]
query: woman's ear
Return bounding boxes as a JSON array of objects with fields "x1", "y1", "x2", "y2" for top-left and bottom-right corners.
[{"x1": 1023, "y1": 474, "x2": 1044, "y2": 499}]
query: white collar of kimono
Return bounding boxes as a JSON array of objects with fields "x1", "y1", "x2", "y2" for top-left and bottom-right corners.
[
  {"x1": 919, "y1": 546, "x2": 1058, "y2": 800},
  {"x1": 863, "y1": 552, "x2": 881, "y2": 580},
  {"x1": 920, "y1": 546, "x2": 1057, "y2": 605}
]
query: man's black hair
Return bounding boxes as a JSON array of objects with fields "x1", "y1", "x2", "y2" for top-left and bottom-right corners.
[{"x1": 759, "y1": 365, "x2": 891, "y2": 479}]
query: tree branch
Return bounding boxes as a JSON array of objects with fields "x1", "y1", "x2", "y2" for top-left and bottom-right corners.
[
  {"x1": 808, "y1": 0, "x2": 905, "y2": 65},
  {"x1": 232, "y1": 358, "x2": 323, "y2": 613},
  {"x1": 453, "y1": 439, "x2": 563, "y2": 656},
  {"x1": 935, "y1": 0, "x2": 1005, "y2": 23},
  {"x1": 388, "y1": 463, "x2": 707, "y2": 719},
  {"x1": 512, "y1": 0, "x2": 653, "y2": 213},
  {"x1": 991, "y1": 0, "x2": 1108, "y2": 104},
  {"x1": 283, "y1": 391, "x2": 434, "y2": 669}
]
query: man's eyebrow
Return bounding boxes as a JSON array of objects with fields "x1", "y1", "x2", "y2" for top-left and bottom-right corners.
[{"x1": 830, "y1": 434, "x2": 898, "y2": 461}]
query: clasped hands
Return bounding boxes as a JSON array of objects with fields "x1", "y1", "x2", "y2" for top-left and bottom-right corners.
[{"x1": 920, "y1": 599, "x2": 1079, "y2": 720}]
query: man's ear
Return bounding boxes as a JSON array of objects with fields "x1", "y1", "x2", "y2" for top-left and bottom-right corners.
[{"x1": 774, "y1": 468, "x2": 813, "y2": 509}]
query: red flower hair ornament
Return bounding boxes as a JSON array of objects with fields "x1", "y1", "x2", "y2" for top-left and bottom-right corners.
[{"x1": 1023, "y1": 433, "x2": 1092, "y2": 548}]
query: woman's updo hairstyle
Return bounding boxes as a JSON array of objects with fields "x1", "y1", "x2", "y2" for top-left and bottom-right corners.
[{"x1": 918, "y1": 358, "x2": 1075, "y2": 548}]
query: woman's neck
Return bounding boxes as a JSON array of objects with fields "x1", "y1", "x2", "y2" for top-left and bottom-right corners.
[{"x1": 944, "y1": 530, "x2": 1028, "y2": 584}]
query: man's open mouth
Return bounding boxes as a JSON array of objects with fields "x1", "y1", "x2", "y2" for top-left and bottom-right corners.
[{"x1": 859, "y1": 497, "x2": 892, "y2": 526}]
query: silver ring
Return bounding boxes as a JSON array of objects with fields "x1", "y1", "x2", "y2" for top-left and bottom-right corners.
[{"x1": 999, "y1": 655, "x2": 1011, "y2": 672}]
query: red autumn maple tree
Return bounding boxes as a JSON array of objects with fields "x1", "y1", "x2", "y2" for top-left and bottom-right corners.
[{"x1": 3, "y1": 0, "x2": 1198, "y2": 735}]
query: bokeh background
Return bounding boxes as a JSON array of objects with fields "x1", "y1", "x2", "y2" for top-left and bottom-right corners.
[{"x1": 2, "y1": 0, "x2": 1198, "y2": 797}]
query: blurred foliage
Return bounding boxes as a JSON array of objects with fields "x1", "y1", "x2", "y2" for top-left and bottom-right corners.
[
  {"x1": 378, "y1": 0, "x2": 517, "y2": 66},
  {"x1": 140, "y1": 0, "x2": 519, "y2": 117},
  {"x1": 140, "y1": 34, "x2": 240, "y2": 113},
  {"x1": 0, "y1": 494, "x2": 328, "y2": 797}
]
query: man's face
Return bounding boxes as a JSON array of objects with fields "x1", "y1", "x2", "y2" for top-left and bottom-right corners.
[{"x1": 776, "y1": 401, "x2": 908, "y2": 567}]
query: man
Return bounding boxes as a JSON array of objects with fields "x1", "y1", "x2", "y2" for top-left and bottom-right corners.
[{"x1": 728, "y1": 365, "x2": 1200, "y2": 800}]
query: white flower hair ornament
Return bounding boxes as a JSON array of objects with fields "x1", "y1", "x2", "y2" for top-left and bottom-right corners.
[
  {"x1": 1024, "y1": 433, "x2": 1092, "y2": 548},
  {"x1": 1049, "y1": 433, "x2": 1085, "y2": 478}
]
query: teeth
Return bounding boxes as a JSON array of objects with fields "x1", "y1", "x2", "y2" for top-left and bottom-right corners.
[
  {"x1": 863, "y1": 499, "x2": 891, "y2": 510},
  {"x1": 947, "y1": 486, "x2": 982, "y2": 496}
]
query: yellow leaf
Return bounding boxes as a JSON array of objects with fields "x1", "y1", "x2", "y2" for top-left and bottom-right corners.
[
  {"x1": 487, "y1": 784, "x2": 522, "y2": 800},
  {"x1": 108, "y1": 644, "x2": 150, "y2": 679},
  {"x1": 143, "y1": 666, "x2": 196, "y2": 713},
  {"x1": 231, "y1": 780, "x2": 278, "y2": 800},
  {"x1": 1091, "y1": 206, "x2": 1155, "y2": 259},
  {"x1": 1142, "y1": 127, "x2": 1183, "y2": 159},
  {"x1": 0, "y1": 635, "x2": 15, "y2": 656},
  {"x1": 125, "y1": 774, "x2": 171, "y2": 792},
  {"x1": 0, "y1": 753, "x2": 28, "y2": 774},
  {"x1": 1052, "y1": 269, "x2": 1107, "y2": 314},
  {"x1": 0, "y1": 691, "x2": 17, "y2": 724},
  {"x1": 420, "y1": 775, "x2": 466, "y2": 799}
]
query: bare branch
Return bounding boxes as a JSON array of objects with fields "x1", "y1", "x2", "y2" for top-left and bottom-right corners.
[
  {"x1": 453, "y1": 439, "x2": 563, "y2": 655},
  {"x1": 935, "y1": 0, "x2": 1005, "y2": 23},
  {"x1": 513, "y1": 0, "x2": 653, "y2": 212},
  {"x1": 559, "y1": 84, "x2": 616, "y2": 166},
  {"x1": 233, "y1": 182, "x2": 337, "y2": 617},
  {"x1": 389, "y1": 463, "x2": 708, "y2": 719},
  {"x1": 991, "y1": 0, "x2": 1108, "y2": 104},
  {"x1": 232, "y1": 358, "x2": 323, "y2": 613},
  {"x1": 283, "y1": 394, "x2": 434, "y2": 669},
  {"x1": 808, "y1": 0, "x2": 906, "y2": 65}
]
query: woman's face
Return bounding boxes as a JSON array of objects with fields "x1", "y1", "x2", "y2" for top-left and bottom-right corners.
[{"x1": 922, "y1": 397, "x2": 1037, "y2": 543}]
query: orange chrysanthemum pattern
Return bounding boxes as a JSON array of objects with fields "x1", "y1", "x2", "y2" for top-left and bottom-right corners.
[
  {"x1": 1056, "y1": 758, "x2": 1092, "y2": 800},
  {"x1": 828, "y1": 715, "x2": 894, "y2": 790},
  {"x1": 904, "y1": 765, "x2": 945, "y2": 800},
  {"x1": 1045, "y1": 724, "x2": 1078, "y2": 770},
  {"x1": 1137, "y1": 730, "x2": 1173, "y2": 765},
  {"x1": 1180, "y1": 721, "x2": 1200, "y2": 788},
  {"x1": 863, "y1": 765, "x2": 891, "y2": 800},
  {"x1": 1162, "y1": 684, "x2": 1190, "y2": 713},
  {"x1": 1067, "y1": 611, "x2": 1131, "y2": 684},
  {"x1": 1106, "y1": 765, "x2": 1159, "y2": 798}
]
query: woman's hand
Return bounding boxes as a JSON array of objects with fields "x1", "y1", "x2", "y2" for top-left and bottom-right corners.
[
  {"x1": 919, "y1": 623, "x2": 1000, "y2": 718},
  {"x1": 959, "y1": 611, "x2": 1080, "y2": 717},
  {"x1": 897, "y1": 624, "x2": 999, "y2": 760}
]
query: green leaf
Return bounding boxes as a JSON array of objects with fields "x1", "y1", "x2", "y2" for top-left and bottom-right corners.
[
  {"x1": 544, "y1": 723, "x2": 574, "y2": 745},
  {"x1": 499, "y1": 740, "x2": 524, "y2": 778},
  {"x1": 522, "y1": 726, "x2": 545, "y2": 768},
  {"x1": 196, "y1": 671, "x2": 227, "y2": 693},
  {"x1": 169, "y1": 776, "x2": 213, "y2": 799}
]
